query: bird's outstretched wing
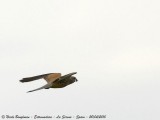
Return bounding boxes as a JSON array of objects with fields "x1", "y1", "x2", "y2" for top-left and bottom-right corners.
[
  {"x1": 20, "y1": 73, "x2": 61, "y2": 83},
  {"x1": 27, "y1": 83, "x2": 53, "y2": 93},
  {"x1": 20, "y1": 73, "x2": 52, "y2": 82}
]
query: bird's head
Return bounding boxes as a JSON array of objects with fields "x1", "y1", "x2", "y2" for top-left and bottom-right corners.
[{"x1": 69, "y1": 76, "x2": 78, "y2": 84}]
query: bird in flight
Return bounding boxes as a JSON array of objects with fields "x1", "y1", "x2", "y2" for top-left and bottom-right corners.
[{"x1": 20, "y1": 72, "x2": 77, "y2": 93}]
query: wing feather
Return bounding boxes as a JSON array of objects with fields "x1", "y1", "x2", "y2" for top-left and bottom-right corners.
[
  {"x1": 44, "y1": 73, "x2": 61, "y2": 83},
  {"x1": 27, "y1": 83, "x2": 52, "y2": 93},
  {"x1": 20, "y1": 73, "x2": 52, "y2": 82}
]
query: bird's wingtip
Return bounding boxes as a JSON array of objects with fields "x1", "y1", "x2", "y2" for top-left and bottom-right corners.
[
  {"x1": 19, "y1": 79, "x2": 24, "y2": 83},
  {"x1": 27, "y1": 90, "x2": 33, "y2": 93}
]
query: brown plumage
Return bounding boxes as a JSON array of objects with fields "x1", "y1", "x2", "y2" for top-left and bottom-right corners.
[{"x1": 20, "y1": 72, "x2": 77, "y2": 93}]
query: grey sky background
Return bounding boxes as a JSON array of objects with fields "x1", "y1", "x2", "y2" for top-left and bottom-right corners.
[{"x1": 0, "y1": 0, "x2": 160, "y2": 120}]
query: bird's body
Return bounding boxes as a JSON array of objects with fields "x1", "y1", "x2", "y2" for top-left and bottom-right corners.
[
  {"x1": 49, "y1": 76, "x2": 76, "y2": 88},
  {"x1": 20, "y1": 72, "x2": 77, "y2": 93}
]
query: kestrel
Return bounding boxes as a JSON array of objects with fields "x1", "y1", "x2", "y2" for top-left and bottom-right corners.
[{"x1": 20, "y1": 72, "x2": 77, "y2": 93}]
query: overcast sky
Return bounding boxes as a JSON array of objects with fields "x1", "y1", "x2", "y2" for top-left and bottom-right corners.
[{"x1": 0, "y1": 0, "x2": 160, "y2": 120}]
